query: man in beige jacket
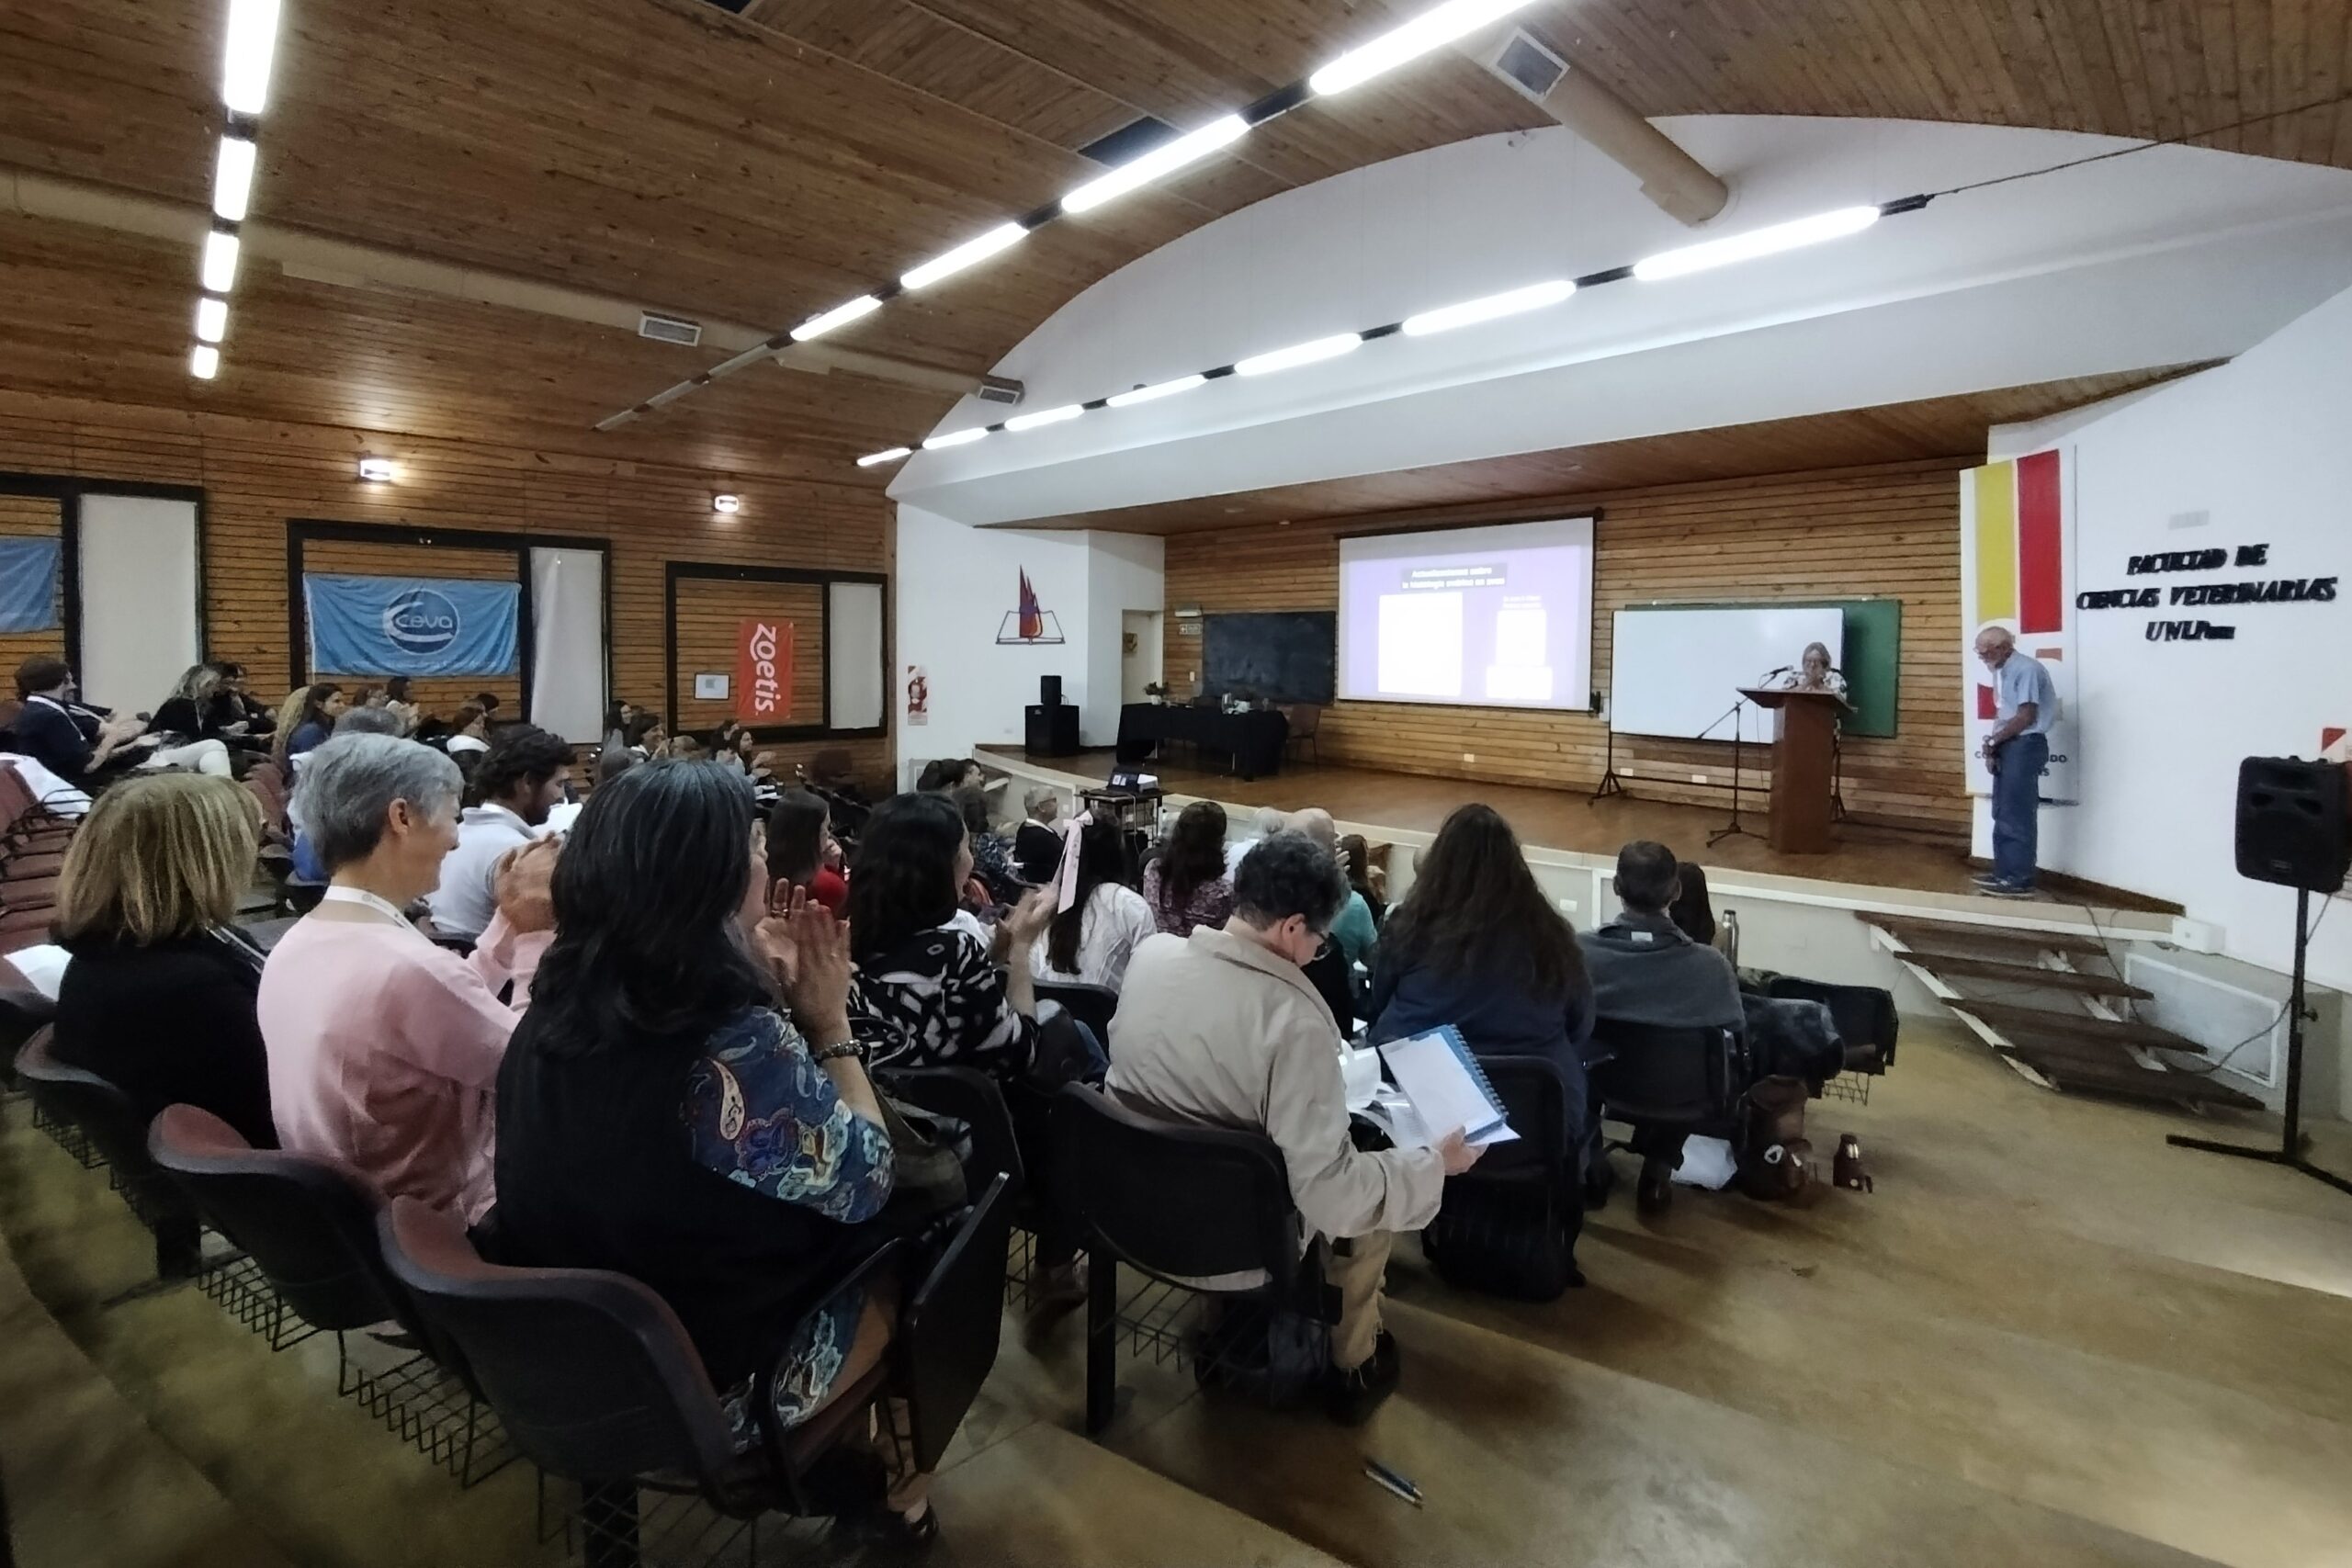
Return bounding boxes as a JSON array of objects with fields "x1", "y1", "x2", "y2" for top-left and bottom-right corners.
[{"x1": 1108, "y1": 830, "x2": 1480, "y2": 1423}]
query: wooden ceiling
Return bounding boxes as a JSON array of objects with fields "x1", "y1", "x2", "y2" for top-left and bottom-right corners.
[
  {"x1": 1013, "y1": 366, "x2": 2213, "y2": 535},
  {"x1": 0, "y1": 0, "x2": 2343, "y2": 476}
]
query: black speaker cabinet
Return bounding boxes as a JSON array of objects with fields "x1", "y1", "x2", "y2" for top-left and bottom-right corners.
[
  {"x1": 1024, "y1": 703, "x2": 1080, "y2": 757},
  {"x1": 1040, "y1": 674, "x2": 1062, "y2": 708},
  {"x1": 2234, "y1": 756, "x2": 2350, "y2": 892}
]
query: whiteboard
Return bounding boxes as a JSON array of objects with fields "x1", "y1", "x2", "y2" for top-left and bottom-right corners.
[{"x1": 1609, "y1": 606, "x2": 1846, "y2": 744}]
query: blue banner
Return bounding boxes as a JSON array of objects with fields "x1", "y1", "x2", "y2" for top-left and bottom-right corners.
[
  {"x1": 0, "y1": 536, "x2": 61, "y2": 634},
  {"x1": 304, "y1": 573, "x2": 521, "y2": 677}
]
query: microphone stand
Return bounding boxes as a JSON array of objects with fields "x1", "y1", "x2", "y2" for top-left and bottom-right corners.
[{"x1": 1699, "y1": 694, "x2": 1762, "y2": 847}]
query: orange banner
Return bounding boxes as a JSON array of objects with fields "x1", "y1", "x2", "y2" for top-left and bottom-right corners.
[{"x1": 735, "y1": 617, "x2": 793, "y2": 725}]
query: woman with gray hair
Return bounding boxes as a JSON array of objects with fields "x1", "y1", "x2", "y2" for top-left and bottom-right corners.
[{"x1": 256, "y1": 733, "x2": 557, "y2": 1222}]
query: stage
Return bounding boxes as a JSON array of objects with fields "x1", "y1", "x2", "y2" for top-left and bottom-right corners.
[{"x1": 974, "y1": 745, "x2": 2179, "y2": 921}]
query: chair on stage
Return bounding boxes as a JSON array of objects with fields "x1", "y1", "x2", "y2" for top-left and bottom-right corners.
[{"x1": 1278, "y1": 704, "x2": 1322, "y2": 765}]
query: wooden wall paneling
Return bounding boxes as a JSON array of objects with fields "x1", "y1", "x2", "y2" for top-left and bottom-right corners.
[
  {"x1": 671, "y1": 577, "x2": 829, "y2": 738},
  {"x1": 1162, "y1": 460, "x2": 1971, "y2": 834},
  {"x1": 0, "y1": 492, "x2": 65, "y2": 681}
]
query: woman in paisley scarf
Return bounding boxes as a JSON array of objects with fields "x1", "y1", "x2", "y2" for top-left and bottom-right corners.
[{"x1": 492, "y1": 760, "x2": 944, "y2": 1546}]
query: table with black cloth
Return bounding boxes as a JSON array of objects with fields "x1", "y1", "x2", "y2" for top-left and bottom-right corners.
[{"x1": 1114, "y1": 703, "x2": 1289, "y2": 780}]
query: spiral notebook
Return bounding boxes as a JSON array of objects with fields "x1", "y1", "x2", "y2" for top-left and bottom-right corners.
[{"x1": 1375, "y1": 1025, "x2": 1517, "y2": 1147}]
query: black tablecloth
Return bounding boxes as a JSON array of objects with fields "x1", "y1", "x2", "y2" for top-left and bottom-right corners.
[{"x1": 1115, "y1": 704, "x2": 1289, "y2": 780}]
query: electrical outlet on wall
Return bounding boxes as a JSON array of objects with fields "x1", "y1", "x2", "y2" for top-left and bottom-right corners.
[{"x1": 1462, "y1": 752, "x2": 1476, "y2": 763}]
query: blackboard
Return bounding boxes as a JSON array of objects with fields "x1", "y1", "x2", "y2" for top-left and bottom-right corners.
[{"x1": 1204, "y1": 612, "x2": 1336, "y2": 705}]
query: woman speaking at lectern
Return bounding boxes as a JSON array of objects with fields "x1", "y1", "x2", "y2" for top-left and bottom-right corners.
[{"x1": 1770, "y1": 641, "x2": 1848, "y2": 696}]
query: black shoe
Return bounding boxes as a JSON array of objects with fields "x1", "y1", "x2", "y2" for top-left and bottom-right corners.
[
  {"x1": 1636, "y1": 1157, "x2": 1673, "y2": 1216},
  {"x1": 1326, "y1": 1330, "x2": 1401, "y2": 1426},
  {"x1": 842, "y1": 1502, "x2": 941, "y2": 1558},
  {"x1": 1582, "y1": 1155, "x2": 1614, "y2": 1213}
]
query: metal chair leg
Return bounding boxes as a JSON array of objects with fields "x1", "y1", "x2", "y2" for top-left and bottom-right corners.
[{"x1": 1085, "y1": 1257, "x2": 1117, "y2": 1436}]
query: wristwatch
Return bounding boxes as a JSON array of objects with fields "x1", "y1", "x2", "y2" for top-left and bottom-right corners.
[{"x1": 811, "y1": 1040, "x2": 862, "y2": 1063}]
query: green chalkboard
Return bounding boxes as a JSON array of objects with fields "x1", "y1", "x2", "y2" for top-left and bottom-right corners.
[{"x1": 1620, "y1": 599, "x2": 1904, "y2": 738}]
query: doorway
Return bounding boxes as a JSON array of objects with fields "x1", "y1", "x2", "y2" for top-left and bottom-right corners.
[{"x1": 1121, "y1": 610, "x2": 1161, "y2": 705}]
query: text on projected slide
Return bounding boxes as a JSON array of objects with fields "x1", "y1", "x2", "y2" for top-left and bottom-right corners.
[{"x1": 1339, "y1": 516, "x2": 1593, "y2": 711}]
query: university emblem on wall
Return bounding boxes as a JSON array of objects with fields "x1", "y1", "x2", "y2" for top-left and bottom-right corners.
[{"x1": 996, "y1": 569, "x2": 1065, "y2": 645}]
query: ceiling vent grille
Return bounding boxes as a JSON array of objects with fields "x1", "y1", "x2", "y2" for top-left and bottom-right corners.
[
  {"x1": 1488, "y1": 29, "x2": 1568, "y2": 101},
  {"x1": 1079, "y1": 116, "x2": 1178, "y2": 166},
  {"x1": 639, "y1": 310, "x2": 704, "y2": 347}
]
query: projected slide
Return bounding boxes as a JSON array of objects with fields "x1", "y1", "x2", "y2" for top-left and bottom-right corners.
[{"x1": 1338, "y1": 517, "x2": 1595, "y2": 710}]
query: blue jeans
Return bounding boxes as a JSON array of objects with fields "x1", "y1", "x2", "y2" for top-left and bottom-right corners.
[{"x1": 1990, "y1": 732, "x2": 2048, "y2": 886}]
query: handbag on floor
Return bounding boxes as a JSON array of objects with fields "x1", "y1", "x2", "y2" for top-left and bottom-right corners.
[{"x1": 1736, "y1": 1076, "x2": 1815, "y2": 1202}]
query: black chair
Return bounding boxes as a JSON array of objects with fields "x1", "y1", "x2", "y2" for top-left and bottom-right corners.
[
  {"x1": 379, "y1": 1198, "x2": 901, "y2": 1567},
  {"x1": 1034, "y1": 980, "x2": 1116, "y2": 1042},
  {"x1": 1764, "y1": 976, "x2": 1899, "y2": 1070},
  {"x1": 1419, "y1": 1056, "x2": 1582, "y2": 1302},
  {"x1": 881, "y1": 1067, "x2": 1023, "y2": 1199},
  {"x1": 1048, "y1": 1085, "x2": 1313, "y2": 1434},
  {"x1": 1589, "y1": 1019, "x2": 1745, "y2": 1144},
  {"x1": 0, "y1": 984, "x2": 55, "y2": 1089},
  {"x1": 896, "y1": 1174, "x2": 1015, "y2": 1473},
  {"x1": 14, "y1": 1030, "x2": 202, "y2": 1279}
]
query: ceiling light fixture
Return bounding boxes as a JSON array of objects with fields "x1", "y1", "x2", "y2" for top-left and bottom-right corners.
[
  {"x1": 712, "y1": 493, "x2": 742, "y2": 514},
  {"x1": 1061, "y1": 115, "x2": 1250, "y2": 214},
  {"x1": 195, "y1": 295, "x2": 229, "y2": 344},
  {"x1": 356, "y1": 457, "x2": 397, "y2": 482},
  {"x1": 1631, "y1": 204, "x2": 1883, "y2": 281},
  {"x1": 1236, "y1": 333, "x2": 1363, "y2": 377},
  {"x1": 1308, "y1": 0, "x2": 1543, "y2": 96},
  {"x1": 856, "y1": 446, "x2": 912, "y2": 468},
  {"x1": 1402, "y1": 277, "x2": 1575, "y2": 335},
  {"x1": 212, "y1": 135, "x2": 257, "y2": 222},
  {"x1": 200, "y1": 229, "x2": 241, "y2": 293},
  {"x1": 190, "y1": 344, "x2": 220, "y2": 380},
  {"x1": 221, "y1": 0, "x2": 283, "y2": 116},
  {"x1": 1005, "y1": 403, "x2": 1084, "y2": 432},
  {"x1": 922, "y1": 427, "x2": 988, "y2": 451},
  {"x1": 789, "y1": 295, "x2": 881, "y2": 343},
  {"x1": 1105, "y1": 374, "x2": 1208, "y2": 409},
  {"x1": 900, "y1": 222, "x2": 1029, "y2": 291}
]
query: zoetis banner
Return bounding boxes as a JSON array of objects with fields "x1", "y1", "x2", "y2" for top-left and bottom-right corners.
[
  {"x1": 1958, "y1": 450, "x2": 2080, "y2": 804},
  {"x1": 735, "y1": 617, "x2": 793, "y2": 725}
]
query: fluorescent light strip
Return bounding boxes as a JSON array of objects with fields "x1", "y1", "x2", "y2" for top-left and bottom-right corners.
[
  {"x1": 1062, "y1": 115, "x2": 1249, "y2": 214},
  {"x1": 195, "y1": 296, "x2": 230, "y2": 344},
  {"x1": 221, "y1": 0, "x2": 283, "y2": 115},
  {"x1": 212, "y1": 136, "x2": 257, "y2": 222},
  {"x1": 1632, "y1": 205, "x2": 1882, "y2": 281},
  {"x1": 1309, "y1": 0, "x2": 1542, "y2": 96},
  {"x1": 900, "y1": 222, "x2": 1028, "y2": 291},
  {"x1": 857, "y1": 446, "x2": 913, "y2": 468},
  {"x1": 1005, "y1": 403, "x2": 1084, "y2": 433},
  {"x1": 789, "y1": 295, "x2": 881, "y2": 343},
  {"x1": 1402, "y1": 278, "x2": 1574, "y2": 336},
  {"x1": 1105, "y1": 374, "x2": 1206, "y2": 409},
  {"x1": 190, "y1": 344, "x2": 220, "y2": 380},
  {"x1": 922, "y1": 427, "x2": 989, "y2": 450},
  {"x1": 200, "y1": 229, "x2": 241, "y2": 293},
  {"x1": 1235, "y1": 333, "x2": 1362, "y2": 377}
]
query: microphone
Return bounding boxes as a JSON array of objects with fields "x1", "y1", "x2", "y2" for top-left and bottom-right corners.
[{"x1": 1763, "y1": 665, "x2": 1793, "y2": 678}]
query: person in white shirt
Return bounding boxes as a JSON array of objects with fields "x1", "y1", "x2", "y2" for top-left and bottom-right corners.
[
  {"x1": 427, "y1": 724, "x2": 571, "y2": 942},
  {"x1": 1772, "y1": 641, "x2": 1848, "y2": 696},
  {"x1": 1224, "y1": 805, "x2": 1285, "y2": 879},
  {"x1": 1030, "y1": 809, "x2": 1157, "y2": 993}
]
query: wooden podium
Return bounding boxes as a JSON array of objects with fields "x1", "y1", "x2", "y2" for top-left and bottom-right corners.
[{"x1": 1738, "y1": 687, "x2": 1847, "y2": 854}]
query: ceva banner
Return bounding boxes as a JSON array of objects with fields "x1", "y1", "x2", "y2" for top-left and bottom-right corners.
[
  {"x1": 304, "y1": 573, "x2": 522, "y2": 678},
  {"x1": 735, "y1": 617, "x2": 793, "y2": 725},
  {"x1": 0, "y1": 536, "x2": 61, "y2": 634}
]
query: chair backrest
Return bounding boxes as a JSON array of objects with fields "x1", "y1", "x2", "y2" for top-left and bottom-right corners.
[
  {"x1": 377, "y1": 1197, "x2": 741, "y2": 1486},
  {"x1": 1049, "y1": 1085, "x2": 1301, "y2": 1289},
  {"x1": 244, "y1": 761, "x2": 288, "y2": 835},
  {"x1": 0, "y1": 764, "x2": 34, "y2": 833},
  {"x1": 1454, "y1": 1055, "x2": 1571, "y2": 1180},
  {"x1": 147, "y1": 1105, "x2": 405, "y2": 1334},
  {"x1": 1763, "y1": 976, "x2": 1897, "y2": 1067},
  {"x1": 1280, "y1": 704, "x2": 1322, "y2": 739},
  {"x1": 879, "y1": 1066, "x2": 1023, "y2": 1196},
  {"x1": 1033, "y1": 979, "x2": 1116, "y2": 1040},
  {"x1": 15, "y1": 1028, "x2": 169, "y2": 1180},
  {"x1": 1588, "y1": 1020, "x2": 1738, "y2": 1122},
  {"x1": 899, "y1": 1174, "x2": 1013, "y2": 1473},
  {"x1": 0, "y1": 981, "x2": 57, "y2": 1062}
]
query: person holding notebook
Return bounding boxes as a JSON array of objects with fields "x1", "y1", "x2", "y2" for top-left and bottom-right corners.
[{"x1": 1108, "y1": 830, "x2": 1483, "y2": 1424}]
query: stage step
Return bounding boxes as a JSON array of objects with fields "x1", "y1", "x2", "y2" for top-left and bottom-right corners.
[
  {"x1": 1903, "y1": 952, "x2": 2153, "y2": 1000},
  {"x1": 2006, "y1": 1049, "x2": 2264, "y2": 1111},
  {"x1": 1869, "y1": 915, "x2": 2109, "y2": 959},
  {"x1": 1945, "y1": 998, "x2": 2205, "y2": 1054}
]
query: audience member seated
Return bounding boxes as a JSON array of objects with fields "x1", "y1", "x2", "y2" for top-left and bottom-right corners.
[
  {"x1": 1224, "y1": 806, "x2": 1286, "y2": 878},
  {"x1": 50, "y1": 774, "x2": 277, "y2": 1149},
  {"x1": 149, "y1": 664, "x2": 256, "y2": 753},
  {"x1": 1288, "y1": 809, "x2": 1377, "y2": 973},
  {"x1": 1578, "y1": 840, "x2": 1743, "y2": 1213},
  {"x1": 770, "y1": 786, "x2": 848, "y2": 914},
  {"x1": 379, "y1": 676, "x2": 419, "y2": 735},
  {"x1": 209, "y1": 661, "x2": 277, "y2": 739},
  {"x1": 1031, "y1": 808, "x2": 1156, "y2": 993},
  {"x1": 281, "y1": 682, "x2": 348, "y2": 766},
  {"x1": 953, "y1": 785, "x2": 1023, "y2": 905},
  {"x1": 1666, "y1": 857, "x2": 1867, "y2": 1083},
  {"x1": 259, "y1": 734, "x2": 556, "y2": 1222},
  {"x1": 1108, "y1": 831, "x2": 1481, "y2": 1423},
  {"x1": 1142, "y1": 800, "x2": 1234, "y2": 938},
  {"x1": 1339, "y1": 833, "x2": 1385, "y2": 930},
  {"x1": 10, "y1": 655, "x2": 163, "y2": 786},
  {"x1": 442, "y1": 702, "x2": 491, "y2": 758},
  {"x1": 915, "y1": 757, "x2": 987, "y2": 795},
  {"x1": 1668, "y1": 859, "x2": 1726, "y2": 953},
  {"x1": 426, "y1": 724, "x2": 571, "y2": 944},
  {"x1": 1012, "y1": 785, "x2": 1063, "y2": 885},
  {"x1": 492, "y1": 762, "x2": 938, "y2": 1544},
  {"x1": 287, "y1": 708, "x2": 409, "y2": 885}
]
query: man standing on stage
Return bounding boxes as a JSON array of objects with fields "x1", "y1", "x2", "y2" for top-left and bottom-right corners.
[{"x1": 1973, "y1": 626, "x2": 2059, "y2": 897}]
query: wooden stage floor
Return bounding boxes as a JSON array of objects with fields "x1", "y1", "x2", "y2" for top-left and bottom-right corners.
[{"x1": 976, "y1": 746, "x2": 2169, "y2": 912}]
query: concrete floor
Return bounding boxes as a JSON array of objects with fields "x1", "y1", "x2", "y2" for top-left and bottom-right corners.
[{"x1": 6, "y1": 1021, "x2": 2351, "y2": 1568}]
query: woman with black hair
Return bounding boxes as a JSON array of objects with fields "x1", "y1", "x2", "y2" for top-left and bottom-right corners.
[
  {"x1": 843, "y1": 791, "x2": 1051, "y2": 1082},
  {"x1": 281, "y1": 682, "x2": 346, "y2": 764},
  {"x1": 1141, "y1": 800, "x2": 1233, "y2": 938},
  {"x1": 492, "y1": 762, "x2": 940, "y2": 1542},
  {"x1": 951, "y1": 785, "x2": 1023, "y2": 905},
  {"x1": 1031, "y1": 808, "x2": 1155, "y2": 993},
  {"x1": 770, "y1": 787, "x2": 848, "y2": 914}
]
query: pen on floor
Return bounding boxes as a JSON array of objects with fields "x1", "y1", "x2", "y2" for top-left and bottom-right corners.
[{"x1": 1363, "y1": 1460, "x2": 1423, "y2": 1507}]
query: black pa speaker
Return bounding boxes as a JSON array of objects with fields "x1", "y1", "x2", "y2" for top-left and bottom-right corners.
[
  {"x1": 2234, "y1": 757, "x2": 2350, "y2": 892},
  {"x1": 1040, "y1": 674, "x2": 1062, "y2": 708}
]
